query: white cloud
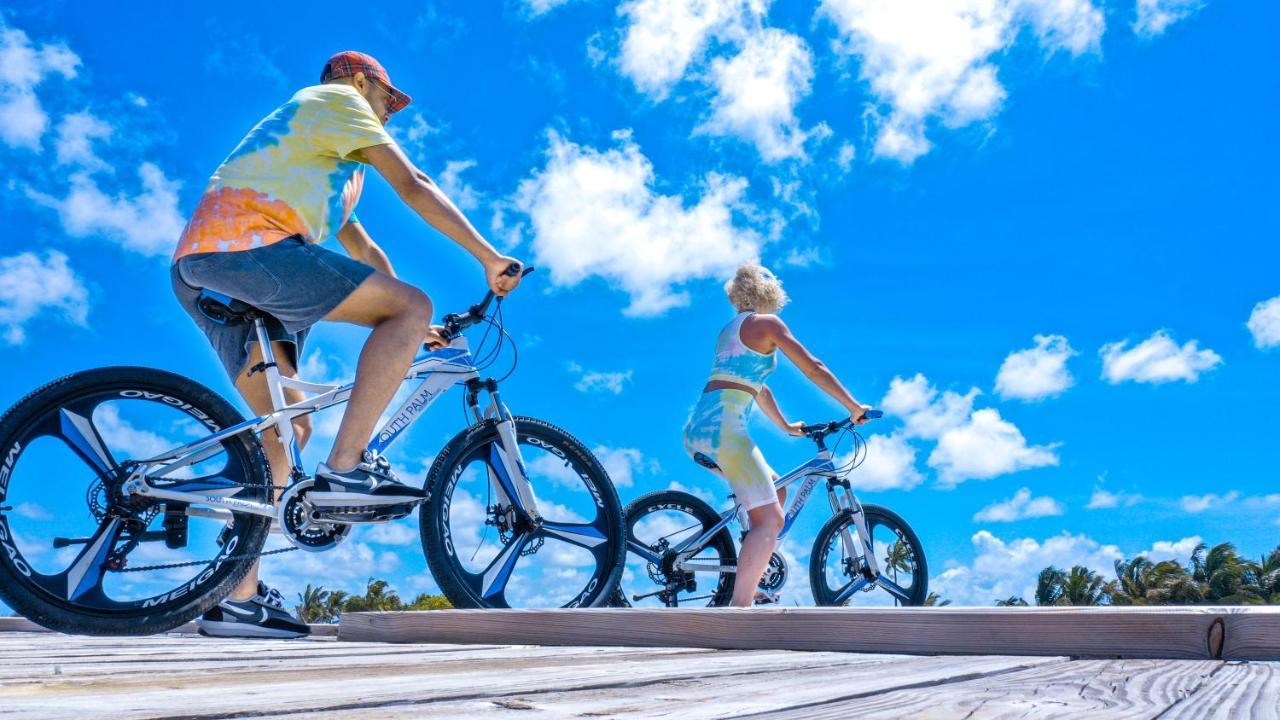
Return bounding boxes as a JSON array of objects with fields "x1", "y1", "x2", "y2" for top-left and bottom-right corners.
[
  {"x1": 437, "y1": 159, "x2": 482, "y2": 211},
  {"x1": 879, "y1": 373, "x2": 978, "y2": 440},
  {"x1": 780, "y1": 246, "x2": 825, "y2": 269},
  {"x1": 0, "y1": 250, "x2": 88, "y2": 344},
  {"x1": 1142, "y1": 535, "x2": 1202, "y2": 563},
  {"x1": 929, "y1": 408, "x2": 1059, "y2": 487},
  {"x1": 995, "y1": 334, "x2": 1076, "y2": 401},
  {"x1": 697, "y1": 27, "x2": 815, "y2": 162},
  {"x1": 54, "y1": 110, "x2": 112, "y2": 169},
  {"x1": 364, "y1": 521, "x2": 419, "y2": 546},
  {"x1": 616, "y1": 0, "x2": 762, "y2": 100},
  {"x1": 1133, "y1": 0, "x2": 1205, "y2": 37},
  {"x1": 513, "y1": 129, "x2": 762, "y2": 316},
  {"x1": 846, "y1": 432, "x2": 923, "y2": 491},
  {"x1": 973, "y1": 487, "x2": 1064, "y2": 522},
  {"x1": 1086, "y1": 487, "x2": 1142, "y2": 509},
  {"x1": 520, "y1": 0, "x2": 581, "y2": 17},
  {"x1": 1179, "y1": 491, "x2": 1239, "y2": 513},
  {"x1": 819, "y1": 0, "x2": 1103, "y2": 164},
  {"x1": 931, "y1": 529, "x2": 1122, "y2": 605},
  {"x1": 13, "y1": 502, "x2": 52, "y2": 521},
  {"x1": 568, "y1": 361, "x2": 633, "y2": 394},
  {"x1": 593, "y1": 445, "x2": 659, "y2": 488},
  {"x1": 836, "y1": 141, "x2": 857, "y2": 172},
  {"x1": 1247, "y1": 296, "x2": 1280, "y2": 350},
  {"x1": 1100, "y1": 330, "x2": 1222, "y2": 385},
  {"x1": 27, "y1": 162, "x2": 184, "y2": 257},
  {"x1": 0, "y1": 25, "x2": 80, "y2": 150}
]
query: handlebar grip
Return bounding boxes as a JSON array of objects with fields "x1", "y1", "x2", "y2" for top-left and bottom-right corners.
[{"x1": 862, "y1": 410, "x2": 883, "y2": 420}]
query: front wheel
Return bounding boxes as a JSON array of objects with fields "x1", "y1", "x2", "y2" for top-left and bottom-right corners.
[
  {"x1": 420, "y1": 417, "x2": 624, "y2": 608},
  {"x1": 810, "y1": 504, "x2": 928, "y2": 607}
]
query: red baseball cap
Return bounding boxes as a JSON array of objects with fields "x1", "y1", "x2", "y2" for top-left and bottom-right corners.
[{"x1": 320, "y1": 51, "x2": 412, "y2": 114}]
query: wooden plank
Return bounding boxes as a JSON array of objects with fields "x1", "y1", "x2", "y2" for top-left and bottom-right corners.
[
  {"x1": 339, "y1": 607, "x2": 1236, "y2": 659},
  {"x1": 1159, "y1": 661, "x2": 1280, "y2": 720},
  {"x1": 750, "y1": 658, "x2": 1224, "y2": 719},
  {"x1": 258, "y1": 655, "x2": 1065, "y2": 719},
  {"x1": 0, "y1": 615, "x2": 337, "y2": 637},
  {"x1": 0, "y1": 640, "x2": 982, "y2": 719},
  {"x1": 1222, "y1": 608, "x2": 1280, "y2": 660}
]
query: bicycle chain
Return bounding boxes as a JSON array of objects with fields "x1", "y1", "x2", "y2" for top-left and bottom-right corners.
[{"x1": 112, "y1": 545, "x2": 297, "y2": 573}]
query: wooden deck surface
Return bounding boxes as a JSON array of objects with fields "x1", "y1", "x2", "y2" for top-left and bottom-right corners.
[{"x1": 0, "y1": 631, "x2": 1275, "y2": 719}]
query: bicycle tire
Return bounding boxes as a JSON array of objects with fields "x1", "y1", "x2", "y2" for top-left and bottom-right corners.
[
  {"x1": 809, "y1": 504, "x2": 928, "y2": 607},
  {"x1": 0, "y1": 367, "x2": 271, "y2": 635},
  {"x1": 420, "y1": 416, "x2": 625, "y2": 608},
  {"x1": 614, "y1": 490, "x2": 736, "y2": 608}
]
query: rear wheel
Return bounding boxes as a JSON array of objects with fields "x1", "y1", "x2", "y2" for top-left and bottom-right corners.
[
  {"x1": 615, "y1": 490, "x2": 737, "y2": 608},
  {"x1": 0, "y1": 367, "x2": 271, "y2": 635},
  {"x1": 810, "y1": 504, "x2": 927, "y2": 607},
  {"x1": 421, "y1": 417, "x2": 624, "y2": 608}
]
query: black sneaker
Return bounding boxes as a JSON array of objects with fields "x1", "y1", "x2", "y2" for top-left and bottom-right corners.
[
  {"x1": 198, "y1": 582, "x2": 310, "y2": 639},
  {"x1": 310, "y1": 453, "x2": 427, "y2": 508}
]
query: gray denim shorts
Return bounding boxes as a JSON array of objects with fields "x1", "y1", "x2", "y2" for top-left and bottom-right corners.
[{"x1": 172, "y1": 235, "x2": 375, "y2": 379}]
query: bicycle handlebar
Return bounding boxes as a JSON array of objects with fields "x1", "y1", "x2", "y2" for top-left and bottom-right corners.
[
  {"x1": 800, "y1": 410, "x2": 883, "y2": 439},
  {"x1": 440, "y1": 263, "x2": 534, "y2": 339}
]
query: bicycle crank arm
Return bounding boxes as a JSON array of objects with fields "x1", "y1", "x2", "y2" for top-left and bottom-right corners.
[
  {"x1": 124, "y1": 481, "x2": 276, "y2": 519},
  {"x1": 679, "y1": 561, "x2": 738, "y2": 574}
]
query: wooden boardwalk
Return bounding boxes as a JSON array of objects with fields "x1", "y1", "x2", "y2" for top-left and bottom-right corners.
[{"x1": 0, "y1": 629, "x2": 1275, "y2": 719}]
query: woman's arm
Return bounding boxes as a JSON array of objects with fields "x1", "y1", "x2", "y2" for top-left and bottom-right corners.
[
  {"x1": 756, "y1": 384, "x2": 805, "y2": 436},
  {"x1": 760, "y1": 315, "x2": 871, "y2": 422},
  {"x1": 337, "y1": 220, "x2": 395, "y2": 277}
]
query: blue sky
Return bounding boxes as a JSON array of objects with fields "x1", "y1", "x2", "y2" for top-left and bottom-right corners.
[{"x1": 0, "y1": 0, "x2": 1276, "y2": 608}]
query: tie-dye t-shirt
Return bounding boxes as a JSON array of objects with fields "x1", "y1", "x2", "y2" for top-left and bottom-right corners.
[{"x1": 174, "y1": 84, "x2": 394, "y2": 260}]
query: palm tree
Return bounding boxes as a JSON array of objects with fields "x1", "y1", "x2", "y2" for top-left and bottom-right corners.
[
  {"x1": 1058, "y1": 566, "x2": 1108, "y2": 606},
  {"x1": 323, "y1": 590, "x2": 350, "y2": 622},
  {"x1": 995, "y1": 596, "x2": 1028, "y2": 606},
  {"x1": 1192, "y1": 543, "x2": 1263, "y2": 604},
  {"x1": 923, "y1": 592, "x2": 950, "y2": 607},
  {"x1": 294, "y1": 584, "x2": 331, "y2": 624},
  {"x1": 1109, "y1": 557, "x2": 1155, "y2": 605},
  {"x1": 344, "y1": 578, "x2": 404, "y2": 612},
  {"x1": 1257, "y1": 548, "x2": 1280, "y2": 603},
  {"x1": 1035, "y1": 567, "x2": 1065, "y2": 606}
]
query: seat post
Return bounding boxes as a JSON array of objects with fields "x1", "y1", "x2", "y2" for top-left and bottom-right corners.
[{"x1": 252, "y1": 317, "x2": 288, "y2": 413}]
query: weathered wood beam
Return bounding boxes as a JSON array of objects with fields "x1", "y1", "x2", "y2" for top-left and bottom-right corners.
[{"x1": 338, "y1": 607, "x2": 1280, "y2": 660}]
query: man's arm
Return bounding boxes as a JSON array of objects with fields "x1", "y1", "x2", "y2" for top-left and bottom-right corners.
[
  {"x1": 361, "y1": 143, "x2": 521, "y2": 296},
  {"x1": 337, "y1": 220, "x2": 395, "y2": 277}
]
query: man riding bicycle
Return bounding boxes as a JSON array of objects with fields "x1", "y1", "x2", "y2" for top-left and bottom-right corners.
[{"x1": 171, "y1": 51, "x2": 522, "y2": 637}]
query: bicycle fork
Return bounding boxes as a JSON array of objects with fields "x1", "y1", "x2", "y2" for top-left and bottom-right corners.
[{"x1": 465, "y1": 379, "x2": 542, "y2": 525}]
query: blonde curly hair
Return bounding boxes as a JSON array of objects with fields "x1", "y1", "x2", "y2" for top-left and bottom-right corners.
[{"x1": 725, "y1": 262, "x2": 789, "y2": 314}]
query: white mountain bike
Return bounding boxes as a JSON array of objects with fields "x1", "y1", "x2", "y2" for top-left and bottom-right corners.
[
  {"x1": 0, "y1": 266, "x2": 625, "y2": 635},
  {"x1": 610, "y1": 414, "x2": 928, "y2": 608}
]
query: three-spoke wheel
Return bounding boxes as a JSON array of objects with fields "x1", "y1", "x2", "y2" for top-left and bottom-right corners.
[
  {"x1": 810, "y1": 504, "x2": 928, "y2": 607},
  {"x1": 420, "y1": 417, "x2": 625, "y2": 608},
  {"x1": 0, "y1": 367, "x2": 271, "y2": 635}
]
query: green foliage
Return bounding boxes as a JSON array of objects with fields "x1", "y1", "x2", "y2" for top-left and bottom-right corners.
[
  {"x1": 294, "y1": 578, "x2": 453, "y2": 623},
  {"x1": 1021, "y1": 542, "x2": 1280, "y2": 607}
]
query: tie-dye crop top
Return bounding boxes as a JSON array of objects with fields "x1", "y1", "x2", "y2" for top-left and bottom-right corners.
[
  {"x1": 173, "y1": 84, "x2": 395, "y2": 261},
  {"x1": 706, "y1": 312, "x2": 777, "y2": 392}
]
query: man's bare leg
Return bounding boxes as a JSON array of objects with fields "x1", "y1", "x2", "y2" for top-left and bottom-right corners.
[
  {"x1": 227, "y1": 341, "x2": 309, "y2": 600},
  {"x1": 321, "y1": 272, "x2": 433, "y2": 471}
]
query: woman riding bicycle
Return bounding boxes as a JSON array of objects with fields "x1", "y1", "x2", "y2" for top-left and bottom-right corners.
[{"x1": 683, "y1": 262, "x2": 873, "y2": 607}]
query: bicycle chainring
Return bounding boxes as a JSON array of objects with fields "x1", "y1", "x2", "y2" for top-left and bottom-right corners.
[
  {"x1": 757, "y1": 551, "x2": 789, "y2": 593},
  {"x1": 278, "y1": 480, "x2": 351, "y2": 552}
]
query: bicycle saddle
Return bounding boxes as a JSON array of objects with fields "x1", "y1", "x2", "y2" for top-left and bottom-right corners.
[{"x1": 196, "y1": 289, "x2": 260, "y2": 325}]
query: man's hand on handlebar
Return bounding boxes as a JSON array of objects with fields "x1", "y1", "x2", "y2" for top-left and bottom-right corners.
[
  {"x1": 485, "y1": 255, "x2": 525, "y2": 297},
  {"x1": 423, "y1": 324, "x2": 449, "y2": 350}
]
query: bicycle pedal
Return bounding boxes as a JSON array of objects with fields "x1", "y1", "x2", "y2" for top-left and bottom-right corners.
[
  {"x1": 314, "y1": 504, "x2": 415, "y2": 524},
  {"x1": 753, "y1": 590, "x2": 781, "y2": 605}
]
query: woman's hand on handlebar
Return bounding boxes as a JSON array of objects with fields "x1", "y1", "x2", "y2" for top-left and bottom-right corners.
[
  {"x1": 485, "y1": 255, "x2": 525, "y2": 297},
  {"x1": 784, "y1": 420, "x2": 807, "y2": 437},
  {"x1": 850, "y1": 404, "x2": 874, "y2": 425}
]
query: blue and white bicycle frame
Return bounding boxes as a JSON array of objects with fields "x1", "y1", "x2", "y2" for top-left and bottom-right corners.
[
  {"x1": 629, "y1": 449, "x2": 914, "y2": 605},
  {"x1": 114, "y1": 315, "x2": 547, "y2": 540}
]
